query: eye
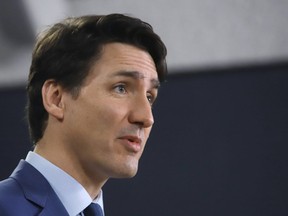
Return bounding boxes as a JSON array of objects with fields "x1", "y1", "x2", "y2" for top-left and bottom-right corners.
[
  {"x1": 147, "y1": 93, "x2": 155, "y2": 106},
  {"x1": 114, "y1": 84, "x2": 127, "y2": 94}
]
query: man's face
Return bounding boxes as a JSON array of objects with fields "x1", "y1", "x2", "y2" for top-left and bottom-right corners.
[{"x1": 62, "y1": 43, "x2": 159, "y2": 181}]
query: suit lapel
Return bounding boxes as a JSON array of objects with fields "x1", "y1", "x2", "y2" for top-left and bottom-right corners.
[{"x1": 10, "y1": 160, "x2": 69, "y2": 216}]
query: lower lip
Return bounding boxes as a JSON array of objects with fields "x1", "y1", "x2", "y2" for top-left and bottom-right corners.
[{"x1": 119, "y1": 139, "x2": 141, "y2": 153}]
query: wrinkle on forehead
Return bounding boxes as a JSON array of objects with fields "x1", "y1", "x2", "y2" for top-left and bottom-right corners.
[{"x1": 103, "y1": 43, "x2": 157, "y2": 74}]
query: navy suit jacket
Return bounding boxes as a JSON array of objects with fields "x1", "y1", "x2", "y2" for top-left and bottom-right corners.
[{"x1": 0, "y1": 160, "x2": 69, "y2": 216}]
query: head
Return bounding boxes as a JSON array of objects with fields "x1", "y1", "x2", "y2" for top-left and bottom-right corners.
[
  {"x1": 27, "y1": 14, "x2": 167, "y2": 144},
  {"x1": 27, "y1": 14, "x2": 167, "y2": 180}
]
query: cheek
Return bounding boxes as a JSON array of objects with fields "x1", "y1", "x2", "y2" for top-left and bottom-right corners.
[
  {"x1": 94, "y1": 102, "x2": 126, "y2": 125},
  {"x1": 80, "y1": 98, "x2": 128, "y2": 136}
]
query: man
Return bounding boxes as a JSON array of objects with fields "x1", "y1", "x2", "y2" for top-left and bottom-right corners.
[{"x1": 0, "y1": 14, "x2": 167, "y2": 215}]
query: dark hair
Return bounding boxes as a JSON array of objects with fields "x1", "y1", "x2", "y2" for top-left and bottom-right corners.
[{"x1": 26, "y1": 13, "x2": 167, "y2": 144}]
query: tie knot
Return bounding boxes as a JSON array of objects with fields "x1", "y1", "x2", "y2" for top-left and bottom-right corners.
[{"x1": 84, "y1": 203, "x2": 103, "y2": 216}]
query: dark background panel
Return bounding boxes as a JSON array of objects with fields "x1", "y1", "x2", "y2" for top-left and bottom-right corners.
[
  {"x1": 0, "y1": 63, "x2": 288, "y2": 216},
  {"x1": 0, "y1": 87, "x2": 31, "y2": 179}
]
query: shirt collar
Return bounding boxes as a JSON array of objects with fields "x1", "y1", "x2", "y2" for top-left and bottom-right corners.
[{"x1": 25, "y1": 151, "x2": 104, "y2": 216}]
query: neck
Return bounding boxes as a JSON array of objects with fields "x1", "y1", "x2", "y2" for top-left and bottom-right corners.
[{"x1": 34, "y1": 140, "x2": 107, "y2": 199}]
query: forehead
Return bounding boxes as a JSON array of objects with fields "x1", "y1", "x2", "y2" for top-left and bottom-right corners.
[{"x1": 90, "y1": 42, "x2": 158, "y2": 80}]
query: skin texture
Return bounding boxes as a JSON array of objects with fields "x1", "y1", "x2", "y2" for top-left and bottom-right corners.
[{"x1": 34, "y1": 43, "x2": 159, "y2": 199}]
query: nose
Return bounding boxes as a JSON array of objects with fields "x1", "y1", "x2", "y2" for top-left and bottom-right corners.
[{"x1": 128, "y1": 95, "x2": 154, "y2": 128}]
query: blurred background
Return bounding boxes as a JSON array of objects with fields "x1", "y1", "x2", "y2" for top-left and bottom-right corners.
[{"x1": 0, "y1": 0, "x2": 288, "y2": 215}]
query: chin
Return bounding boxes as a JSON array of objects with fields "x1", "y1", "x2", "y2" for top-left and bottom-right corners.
[
  {"x1": 110, "y1": 173, "x2": 136, "y2": 180},
  {"x1": 118, "y1": 168, "x2": 139, "y2": 179},
  {"x1": 113, "y1": 163, "x2": 139, "y2": 179}
]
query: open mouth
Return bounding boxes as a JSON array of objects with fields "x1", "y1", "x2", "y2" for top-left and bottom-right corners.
[{"x1": 119, "y1": 135, "x2": 142, "y2": 152}]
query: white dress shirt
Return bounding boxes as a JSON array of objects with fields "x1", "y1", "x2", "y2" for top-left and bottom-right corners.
[{"x1": 25, "y1": 151, "x2": 104, "y2": 216}]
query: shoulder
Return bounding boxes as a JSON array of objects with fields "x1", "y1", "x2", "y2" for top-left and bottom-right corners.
[
  {"x1": 0, "y1": 177, "x2": 23, "y2": 199},
  {"x1": 0, "y1": 177, "x2": 36, "y2": 215},
  {"x1": 0, "y1": 160, "x2": 69, "y2": 215},
  {"x1": 0, "y1": 162, "x2": 44, "y2": 215},
  {"x1": 0, "y1": 161, "x2": 31, "y2": 200}
]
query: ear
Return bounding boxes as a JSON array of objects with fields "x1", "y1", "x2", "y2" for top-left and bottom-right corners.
[{"x1": 42, "y1": 79, "x2": 65, "y2": 120}]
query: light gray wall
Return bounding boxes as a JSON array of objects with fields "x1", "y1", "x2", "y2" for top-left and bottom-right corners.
[
  {"x1": 0, "y1": 0, "x2": 288, "y2": 86},
  {"x1": 70, "y1": 0, "x2": 288, "y2": 69}
]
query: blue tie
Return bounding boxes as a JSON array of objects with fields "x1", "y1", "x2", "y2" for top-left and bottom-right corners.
[{"x1": 84, "y1": 203, "x2": 103, "y2": 216}]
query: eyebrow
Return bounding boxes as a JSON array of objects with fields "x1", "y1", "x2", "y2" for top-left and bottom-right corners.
[{"x1": 111, "y1": 71, "x2": 160, "y2": 89}]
